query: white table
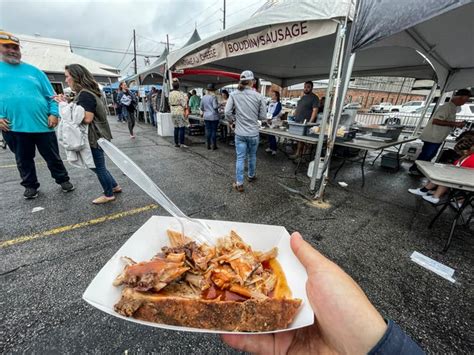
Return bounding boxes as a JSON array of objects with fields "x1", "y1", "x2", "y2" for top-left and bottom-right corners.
[
  {"x1": 260, "y1": 127, "x2": 416, "y2": 186},
  {"x1": 416, "y1": 160, "x2": 474, "y2": 251}
]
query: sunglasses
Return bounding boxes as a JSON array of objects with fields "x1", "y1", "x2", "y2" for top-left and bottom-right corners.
[{"x1": 0, "y1": 34, "x2": 20, "y2": 44}]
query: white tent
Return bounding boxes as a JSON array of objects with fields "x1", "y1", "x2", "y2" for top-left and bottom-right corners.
[
  {"x1": 351, "y1": 0, "x2": 474, "y2": 91},
  {"x1": 314, "y1": 0, "x2": 474, "y2": 199},
  {"x1": 166, "y1": 0, "x2": 474, "y2": 199},
  {"x1": 166, "y1": 0, "x2": 437, "y2": 86}
]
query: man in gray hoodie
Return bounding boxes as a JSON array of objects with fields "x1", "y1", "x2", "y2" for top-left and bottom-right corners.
[{"x1": 225, "y1": 70, "x2": 267, "y2": 192}]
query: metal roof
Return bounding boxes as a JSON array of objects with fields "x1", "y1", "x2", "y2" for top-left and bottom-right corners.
[{"x1": 17, "y1": 34, "x2": 120, "y2": 78}]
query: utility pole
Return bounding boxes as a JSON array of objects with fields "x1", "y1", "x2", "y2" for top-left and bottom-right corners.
[
  {"x1": 133, "y1": 29, "x2": 138, "y2": 75},
  {"x1": 223, "y1": 0, "x2": 226, "y2": 30},
  {"x1": 166, "y1": 34, "x2": 170, "y2": 51}
]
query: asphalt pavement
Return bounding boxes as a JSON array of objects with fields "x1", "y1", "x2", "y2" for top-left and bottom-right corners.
[{"x1": 1, "y1": 118, "x2": 472, "y2": 353}]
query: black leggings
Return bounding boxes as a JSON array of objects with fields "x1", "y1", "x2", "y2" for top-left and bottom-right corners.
[{"x1": 127, "y1": 111, "x2": 136, "y2": 135}]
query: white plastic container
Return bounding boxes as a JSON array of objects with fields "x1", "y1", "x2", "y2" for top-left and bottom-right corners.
[
  {"x1": 157, "y1": 112, "x2": 174, "y2": 137},
  {"x1": 307, "y1": 158, "x2": 325, "y2": 179}
]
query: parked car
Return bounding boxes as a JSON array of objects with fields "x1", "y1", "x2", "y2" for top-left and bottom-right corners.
[
  {"x1": 344, "y1": 102, "x2": 362, "y2": 110},
  {"x1": 370, "y1": 102, "x2": 393, "y2": 113},
  {"x1": 456, "y1": 102, "x2": 474, "y2": 118},
  {"x1": 390, "y1": 100, "x2": 425, "y2": 113},
  {"x1": 285, "y1": 98, "x2": 300, "y2": 108},
  {"x1": 383, "y1": 103, "x2": 474, "y2": 128}
]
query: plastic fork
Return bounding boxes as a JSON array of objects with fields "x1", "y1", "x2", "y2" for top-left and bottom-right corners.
[{"x1": 98, "y1": 138, "x2": 215, "y2": 245}]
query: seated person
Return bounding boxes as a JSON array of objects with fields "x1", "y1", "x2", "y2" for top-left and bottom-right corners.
[
  {"x1": 437, "y1": 130, "x2": 474, "y2": 164},
  {"x1": 408, "y1": 140, "x2": 474, "y2": 204}
]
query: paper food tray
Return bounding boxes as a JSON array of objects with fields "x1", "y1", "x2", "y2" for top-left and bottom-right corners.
[{"x1": 82, "y1": 216, "x2": 314, "y2": 334}]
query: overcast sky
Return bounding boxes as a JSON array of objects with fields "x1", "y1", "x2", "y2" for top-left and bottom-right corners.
[{"x1": 0, "y1": 0, "x2": 267, "y2": 75}]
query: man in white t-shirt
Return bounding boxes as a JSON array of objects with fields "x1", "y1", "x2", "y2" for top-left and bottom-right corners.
[{"x1": 409, "y1": 89, "x2": 471, "y2": 175}]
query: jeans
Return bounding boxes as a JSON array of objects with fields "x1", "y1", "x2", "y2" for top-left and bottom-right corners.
[
  {"x1": 119, "y1": 105, "x2": 128, "y2": 122},
  {"x1": 90, "y1": 147, "x2": 118, "y2": 197},
  {"x1": 149, "y1": 105, "x2": 156, "y2": 126},
  {"x1": 174, "y1": 126, "x2": 185, "y2": 145},
  {"x1": 2, "y1": 131, "x2": 70, "y2": 189},
  {"x1": 235, "y1": 135, "x2": 259, "y2": 185},
  {"x1": 410, "y1": 141, "x2": 442, "y2": 171},
  {"x1": 268, "y1": 135, "x2": 277, "y2": 151},
  {"x1": 205, "y1": 120, "x2": 219, "y2": 147}
]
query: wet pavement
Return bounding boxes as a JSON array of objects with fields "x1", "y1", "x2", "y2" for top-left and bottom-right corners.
[{"x1": 1, "y1": 118, "x2": 472, "y2": 353}]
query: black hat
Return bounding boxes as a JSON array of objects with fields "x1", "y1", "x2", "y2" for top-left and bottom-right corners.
[
  {"x1": 207, "y1": 83, "x2": 216, "y2": 91},
  {"x1": 454, "y1": 88, "x2": 472, "y2": 97}
]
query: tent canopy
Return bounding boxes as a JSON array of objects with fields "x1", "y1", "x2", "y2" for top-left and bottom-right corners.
[
  {"x1": 126, "y1": 28, "x2": 202, "y2": 85},
  {"x1": 166, "y1": 0, "x2": 439, "y2": 87},
  {"x1": 352, "y1": 0, "x2": 474, "y2": 90}
]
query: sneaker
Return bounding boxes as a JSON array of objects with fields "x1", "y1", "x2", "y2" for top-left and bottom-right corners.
[
  {"x1": 422, "y1": 195, "x2": 440, "y2": 204},
  {"x1": 112, "y1": 186, "x2": 122, "y2": 193},
  {"x1": 408, "y1": 188, "x2": 428, "y2": 196},
  {"x1": 130, "y1": 135, "x2": 136, "y2": 139},
  {"x1": 271, "y1": 150, "x2": 277, "y2": 156},
  {"x1": 24, "y1": 187, "x2": 38, "y2": 199},
  {"x1": 247, "y1": 175, "x2": 257, "y2": 183},
  {"x1": 175, "y1": 144, "x2": 180, "y2": 147},
  {"x1": 60, "y1": 181, "x2": 75, "y2": 192},
  {"x1": 92, "y1": 195, "x2": 116, "y2": 204},
  {"x1": 232, "y1": 182, "x2": 244, "y2": 192},
  {"x1": 180, "y1": 144, "x2": 188, "y2": 148},
  {"x1": 212, "y1": 145, "x2": 218, "y2": 150},
  {"x1": 265, "y1": 148, "x2": 272, "y2": 153}
]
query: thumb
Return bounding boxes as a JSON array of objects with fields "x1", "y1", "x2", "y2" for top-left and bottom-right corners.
[{"x1": 290, "y1": 232, "x2": 328, "y2": 275}]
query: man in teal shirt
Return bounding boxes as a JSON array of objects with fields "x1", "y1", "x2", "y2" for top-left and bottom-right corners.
[
  {"x1": 0, "y1": 31, "x2": 74, "y2": 199},
  {"x1": 188, "y1": 89, "x2": 201, "y2": 115}
]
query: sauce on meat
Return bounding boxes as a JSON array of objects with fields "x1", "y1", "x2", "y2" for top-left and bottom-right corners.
[
  {"x1": 202, "y1": 258, "x2": 291, "y2": 301},
  {"x1": 202, "y1": 285, "x2": 248, "y2": 302},
  {"x1": 269, "y1": 259, "x2": 292, "y2": 299}
]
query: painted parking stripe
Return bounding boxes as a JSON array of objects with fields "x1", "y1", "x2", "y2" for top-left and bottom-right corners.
[{"x1": 0, "y1": 204, "x2": 158, "y2": 248}]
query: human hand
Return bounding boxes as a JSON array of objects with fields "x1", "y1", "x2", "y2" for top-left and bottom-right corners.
[
  {"x1": 221, "y1": 232, "x2": 387, "y2": 354},
  {"x1": 0, "y1": 118, "x2": 10, "y2": 132},
  {"x1": 48, "y1": 115, "x2": 59, "y2": 128},
  {"x1": 52, "y1": 94, "x2": 67, "y2": 103}
]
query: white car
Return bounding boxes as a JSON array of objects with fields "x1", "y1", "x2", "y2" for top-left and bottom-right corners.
[
  {"x1": 384, "y1": 103, "x2": 474, "y2": 128},
  {"x1": 456, "y1": 102, "x2": 474, "y2": 118},
  {"x1": 390, "y1": 100, "x2": 425, "y2": 113},
  {"x1": 285, "y1": 98, "x2": 300, "y2": 108},
  {"x1": 344, "y1": 102, "x2": 362, "y2": 110},
  {"x1": 370, "y1": 102, "x2": 393, "y2": 113}
]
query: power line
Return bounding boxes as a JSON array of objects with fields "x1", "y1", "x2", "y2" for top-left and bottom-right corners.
[
  {"x1": 176, "y1": 0, "x2": 221, "y2": 28},
  {"x1": 116, "y1": 36, "x2": 134, "y2": 69},
  {"x1": 72, "y1": 44, "x2": 160, "y2": 57},
  {"x1": 136, "y1": 34, "x2": 167, "y2": 47}
]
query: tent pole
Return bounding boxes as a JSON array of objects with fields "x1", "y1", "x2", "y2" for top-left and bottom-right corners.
[
  {"x1": 309, "y1": 23, "x2": 346, "y2": 191},
  {"x1": 315, "y1": 53, "x2": 356, "y2": 200},
  {"x1": 412, "y1": 82, "x2": 437, "y2": 135}
]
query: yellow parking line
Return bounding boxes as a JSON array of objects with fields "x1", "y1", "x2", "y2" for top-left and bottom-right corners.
[
  {"x1": 0, "y1": 204, "x2": 158, "y2": 248},
  {"x1": 0, "y1": 163, "x2": 23, "y2": 168}
]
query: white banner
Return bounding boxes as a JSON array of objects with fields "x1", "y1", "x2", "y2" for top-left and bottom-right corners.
[{"x1": 175, "y1": 20, "x2": 336, "y2": 70}]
